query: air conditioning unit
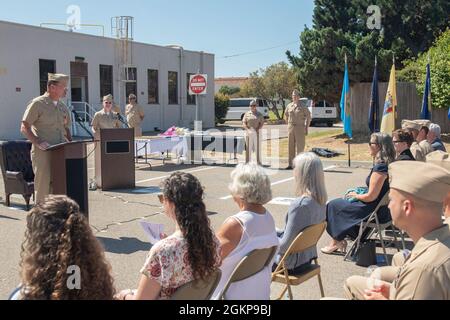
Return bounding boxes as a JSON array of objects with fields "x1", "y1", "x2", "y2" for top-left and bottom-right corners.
[{"x1": 123, "y1": 66, "x2": 137, "y2": 82}]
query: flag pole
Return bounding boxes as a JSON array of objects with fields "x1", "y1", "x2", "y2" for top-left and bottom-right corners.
[
  {"x1": 428, "y1": 53, "x2": 432, "y2": 120},
  {"x1": 344, "y1": 53, "x2": 351, "y2": 168}
]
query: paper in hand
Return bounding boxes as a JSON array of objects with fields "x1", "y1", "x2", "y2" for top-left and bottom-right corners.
[{"x1": 140, "y1": 221, "x2": 164, "y2": 245}]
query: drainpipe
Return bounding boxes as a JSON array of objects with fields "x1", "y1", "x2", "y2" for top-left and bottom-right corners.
[{"x1": 166, "y1": 45, "x2": 184, "y2": 126}]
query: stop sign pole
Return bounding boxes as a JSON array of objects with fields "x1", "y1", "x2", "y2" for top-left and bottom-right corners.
[{"x1": 189, "y1": 73, "x2": 208, "y2": 123}]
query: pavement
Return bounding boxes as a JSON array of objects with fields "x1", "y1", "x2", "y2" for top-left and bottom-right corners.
[{"x1": 0, "y1": 124, "x2": 405, "y2": 300}]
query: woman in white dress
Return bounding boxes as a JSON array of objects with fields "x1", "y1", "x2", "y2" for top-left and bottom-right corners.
[{"x1": 213, "y1": 163, "x2": 279, "y2": 300}]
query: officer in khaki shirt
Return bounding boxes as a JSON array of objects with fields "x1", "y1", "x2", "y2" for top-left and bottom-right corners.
[
  {"x1": 125, "y1": 94, "x2": 145, "y2": 137},
  {"x1": 242, "y1": 99, "x2": 265, "y2": 164},
  {"x1": 402, "y1": 120, "x2": 426, "y2": 161},
  {"x1": 415, "y1": 119, "x2": 433, "y2": 156},
  {"x1": 21, "y1": 73, "x2": 72, "y2": 203},
  {"x1": 344, "y1": 161, "x2": 450, "y2": 300},
  {"x1": 426, "y1": 151, "x2": 450, "y2": 223},
  {"x1": 91, "y1": 94, "x2": 120, "y2": 134},
  {"x1": 284, "y1": 90, "x2": 311, "y2": 169}
]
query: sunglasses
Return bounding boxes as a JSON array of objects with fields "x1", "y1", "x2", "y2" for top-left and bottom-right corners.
[{"x1": 104, "y1": 101, "x2": 112, "y2": 104}]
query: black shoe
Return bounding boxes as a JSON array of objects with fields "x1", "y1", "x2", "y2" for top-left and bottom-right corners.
[{"x1": 285, "y1": 166, "x2": 293, "y2": 170}]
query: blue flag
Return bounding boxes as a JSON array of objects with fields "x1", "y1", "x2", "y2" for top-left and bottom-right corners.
[
  {"x1": 368, "y1": 59, "x2": 380, "y2": 133},
  {"x1": 420, "y1": 63, "x2": 431, "y2": 120},
  {"x1": 340, "y1": 60, "x2": 352, "y2": 138}
]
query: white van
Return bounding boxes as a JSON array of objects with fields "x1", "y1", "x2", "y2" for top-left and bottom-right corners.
[
  {"x1": 225, "y1": 98, "x2": 270, "y2": 121},
  {"x1": 301, "y1": 98, "x2": 337, "y2": 127}
]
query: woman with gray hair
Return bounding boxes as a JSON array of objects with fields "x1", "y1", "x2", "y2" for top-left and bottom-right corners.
[
  {"x1": 427, "y1": 123, "x2": 447, "y2": 152},
  {"x1": 322, "y1": 133, "x2": 395, "y2": 254},
  {"x1": 274, "y1": 152, "x2": 327, "y2": 273},
  {"x1": 213, "y1": 163, "x2": 278, "y2": 300}
]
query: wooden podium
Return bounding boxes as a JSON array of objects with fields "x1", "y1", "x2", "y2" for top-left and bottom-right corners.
[
  {"x1": 95, "y1": 128, "x2": 135, "y2": 191},
  {"x1": 47, "y1": 140, "x2": 92, "y2": 217}
]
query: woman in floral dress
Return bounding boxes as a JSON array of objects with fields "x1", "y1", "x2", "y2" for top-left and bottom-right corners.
[{"x1": 116, "y1": 172, "x2": 221, "y2": 300}]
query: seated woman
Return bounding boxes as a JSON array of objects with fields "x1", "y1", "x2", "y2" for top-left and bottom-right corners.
[
  {"x1": 116, "y1": 172, "x2": 221, "y2": 300},
  {"x1": 321, "y1": 132, "x2": 395, "y2": 254},
  {"x1": 10, "y1": 195, "x2": 115, "y2": 300},
  {"x1": 213, "y1": 163, "x2": 279, "y2": 300},
  {"x1": 275, "y1": 152, "x2": 327, "y2": 273},
  {"x1": 392, "y1": 129, "x2": 415, "y2": 161}
]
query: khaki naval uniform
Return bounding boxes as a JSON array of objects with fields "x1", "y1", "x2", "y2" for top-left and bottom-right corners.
[
  {"x1": 243, "y1": 110, "x2": 264, "y2": 164},
  {"x1": 91, "y1": 110, "x2": 120, "y2": 133},
  {"x1": 285, "y1": 101, "x2": 311, "y2": 167},
  {"x1": 411, "y1": 142, "x2": 426, "y2": 161},
  {"x1": 345, "y1": 226, "x2": 450, "y2": 300},
  {"x1": 22, "y1": 93, "x2": 72, "y2": 202},
  {"x1": 126, "y1": 103, "x2": 145, "y2": 137},
  {"x1": 344, "y1": 161, "x2": 450, "y2": 300}
]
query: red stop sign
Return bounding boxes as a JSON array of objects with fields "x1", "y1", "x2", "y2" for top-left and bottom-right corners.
[{"x1": 189, "y1": 74, "x2": 207, "y2": 95}]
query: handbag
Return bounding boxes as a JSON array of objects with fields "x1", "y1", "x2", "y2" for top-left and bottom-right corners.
[{"x1": 352, "y1": 240, "x2": 377, "y2": 267}]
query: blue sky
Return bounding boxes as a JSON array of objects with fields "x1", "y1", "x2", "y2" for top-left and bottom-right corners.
[{"x1": 0, "y1": 0, "x2": 314, "y2": 77}]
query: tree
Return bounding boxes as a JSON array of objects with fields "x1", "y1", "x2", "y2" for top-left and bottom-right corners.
[
  {"x1": 288, "y1": 0, "x2": 450, "y2": 104},
  {"x1": 218, "y1": 85, "x2": 241, "y2": 97},
  {"x1": 240, "y1": 62, "x2": 298, "y2": 120},
  {"x1": 214, "y1": 93, "x2": 230, "y2": 125},
  {"x1": 398, "y1": 29, "x2": 450, "y2": 110}
]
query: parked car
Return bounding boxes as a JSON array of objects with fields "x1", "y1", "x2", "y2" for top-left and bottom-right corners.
[
  {"x1": 300, "y1": 98, "x2": 337, "y2": 127},
  {"x1": 225, "y1": 98, "x2": 270, "y2": 121}
]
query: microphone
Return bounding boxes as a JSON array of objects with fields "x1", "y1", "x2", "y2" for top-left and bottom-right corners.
[
  {"x1": 115, "y1": 112, "x2": 129, "y2": 128},
  {"x1": 72, "y1": 109, "x2": 95, "y2": 140}
]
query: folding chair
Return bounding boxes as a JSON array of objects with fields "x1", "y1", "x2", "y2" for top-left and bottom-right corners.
[
  {"x1": 171, "y1": 269, "x2": 222, "y2": 300},
  {"x1": 271, "y1": 221, "x2": 327, "y2": 300},
  {"x1": 344, "y1": 193, "x2": 406, "y2": 264},
  {"x1": 217, "y1": 246, "x2": 278, "y2": 300}
]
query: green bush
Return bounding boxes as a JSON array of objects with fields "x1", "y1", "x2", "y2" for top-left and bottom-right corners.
[
  {"x1": 214, "y1": 93, "x2": 230, "y2": 125},
  {"x1": 398, "y1": 28, "x2": 450, "y2": 109}
]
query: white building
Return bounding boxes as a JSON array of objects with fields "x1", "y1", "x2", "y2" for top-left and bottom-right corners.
[{"x1": 0, "y1": 19, "x2": 215, "y2": 140}]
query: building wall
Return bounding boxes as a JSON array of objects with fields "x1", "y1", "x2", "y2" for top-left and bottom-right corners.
[{"x1": 0, "y1": 20, "x2": 215, "y2": 140}]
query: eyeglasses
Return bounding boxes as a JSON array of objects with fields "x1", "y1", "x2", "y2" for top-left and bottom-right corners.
[{"x1": 104, "y1": 102, "x2": 112, "y2": 104}]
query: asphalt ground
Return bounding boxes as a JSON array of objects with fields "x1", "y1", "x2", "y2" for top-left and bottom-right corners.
[{"x1": 0, "y1": 143, "x2": 406, "y2": 300}]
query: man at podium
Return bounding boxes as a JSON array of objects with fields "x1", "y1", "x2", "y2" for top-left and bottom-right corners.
[
  {"x1": 91, "y1": 94, "x2": 121, "y2": 134},
  {"x1": 20, "y1": 73, "x2": 72, "y2": 203}
]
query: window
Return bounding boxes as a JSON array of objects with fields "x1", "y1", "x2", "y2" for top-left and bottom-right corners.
[
  {"x1": 99, "y1": 65, "x2": 113, "y2": 100},
  {"x1": 126, "y1": 67, "x2": 138, "y2": 103},
  {"x1": 39, "y1": 59, "x2": 56, "y2": 95},
  {"x1": 186, "y1": 73, "x2": 196, "y2": 105},
  {"x1": 148, "y1": 69, "x2": 159, "y2": 104},
  {"x1": 168, "y1": 71, "x2": 178, "y2": 105}
]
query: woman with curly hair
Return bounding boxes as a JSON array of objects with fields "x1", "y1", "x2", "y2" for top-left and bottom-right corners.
[
  {"x1": 116, "y1": 172, "x2": 221, "y2": 300},
  {"x1": 10, "y1": 195, "x2": 115, "y2": 300}
]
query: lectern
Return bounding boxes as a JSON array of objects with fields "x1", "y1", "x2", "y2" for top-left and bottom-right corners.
[
  {"x1": 95, "y1": 128, "x2": 135, "y2": 191},
  {"x1": 47, "y1": 140, "x2": 92, "y2": 217}
]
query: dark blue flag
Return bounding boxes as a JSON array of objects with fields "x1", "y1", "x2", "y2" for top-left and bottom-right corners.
[
  {"x1": 368, "y1": 58, "x2": 380, "y2": 133},
  {"x1": 420, "y1": 63, "x2": 431, "y2": 120}
]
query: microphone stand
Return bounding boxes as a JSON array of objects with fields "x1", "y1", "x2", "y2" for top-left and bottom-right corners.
[
  {"x1": 115, "y1": 113, "x2": 130, "y2": 128},
  {"x1": 72, "y1": 109, "x2": 95, "y2": 141}
]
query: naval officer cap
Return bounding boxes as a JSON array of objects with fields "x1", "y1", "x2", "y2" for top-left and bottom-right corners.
[
  {"x1": 389, "y1": 161, "x2": 450, "y2": 203},
  {"x1": 401, "y1": 120, "x2": 422, "y2": 131},
  {"x1": 48, "y1": 73, "x2": 69, "y2": 83},
  {"x1": 414, "y1": 119, "x2": 431, "y2": 128},
  {"x1": 103, "y1": 94, "x2": 114, "y2": 102},
  {"x1": 426, "y1": 151, "x2": 450, "y2": 172}
]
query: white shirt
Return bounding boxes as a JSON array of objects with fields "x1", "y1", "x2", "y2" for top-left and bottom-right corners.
[{"x1": 212, "y1": 210, "x2": 279, "y2": 300}]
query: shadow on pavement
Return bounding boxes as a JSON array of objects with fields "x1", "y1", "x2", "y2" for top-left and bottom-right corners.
[{"x1": 97, "y1": 236, "x2": 151, "y2": 254}]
